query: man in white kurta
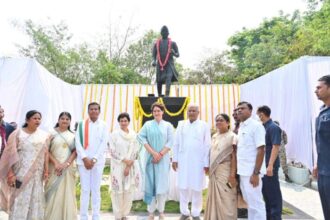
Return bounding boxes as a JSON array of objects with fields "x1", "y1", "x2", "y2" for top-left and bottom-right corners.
[
  {"x1": 75, "y1": 102, "x2": 108, "y2": 220},
  {"x1": 236, "y1": 101, "x2": 266, "y2": 220},
  {"x1": 172, "y1": 105, "x2": 211, "y2": 220}
]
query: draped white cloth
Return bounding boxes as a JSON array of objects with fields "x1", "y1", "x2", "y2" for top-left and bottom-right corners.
[
  {"x1": 0, "y1": 58, "x2": 240, "y2": 131},
  {"x1": 0, "y1": 58, "x2": 82, "y2": 130},
  {"x1": 240, "y1": 56, "x2": 330, "y2": 171},
  {"x1": 2, "y1": 56, "x2": 329, "y2": 189}
]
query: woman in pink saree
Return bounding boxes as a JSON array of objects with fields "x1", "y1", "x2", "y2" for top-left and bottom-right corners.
[{"x1": 0, "y1": 110, "x2": 49, "y2": 220}]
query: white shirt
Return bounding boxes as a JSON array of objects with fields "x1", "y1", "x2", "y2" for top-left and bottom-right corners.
[
  {"x1": 75, "y1": 118, "x2": 108, "y2": 166},
  {"x1": 173, "y1": 119, "x2": 211, "y2": 191},
  {"x1": 237, "y1": 117, "x2": 266, "y2": 176}
]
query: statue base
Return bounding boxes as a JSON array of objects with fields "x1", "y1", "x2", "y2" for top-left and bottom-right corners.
[{"x1": 135, "y1": 96, "x2": 190, "y2": 129}]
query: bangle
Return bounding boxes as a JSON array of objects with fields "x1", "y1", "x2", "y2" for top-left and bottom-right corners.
[
  {"x1": 66, "y1": 161, "x2": 71, "y2": 166},
  {"x1": 159, "y1": 152, "x2": 163, "y2": 157}
]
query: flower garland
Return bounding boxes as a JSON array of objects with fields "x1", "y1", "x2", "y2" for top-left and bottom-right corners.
[
  {"x1": 158, "y1": 97, "x2": 190, "y2": 117},
  {"x1": 156, "y1": 38, "x2": 172, "y2": 71},
  {"x1": 134, "y1": 97, "x2": 190, "y2": 130},
  {"x1": 134, "y1": 97, "x2": 152, "y2": 120}
]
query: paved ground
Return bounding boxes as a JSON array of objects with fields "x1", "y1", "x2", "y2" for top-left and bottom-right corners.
[
  {"x1": 0, "y1": 180, "x2": 323, "y2": 220},
  {"x1": 280, "y1": 180, "x2": 322, "y2": 220}
]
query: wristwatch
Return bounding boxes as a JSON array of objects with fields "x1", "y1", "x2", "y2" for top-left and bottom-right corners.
[
  {"x1": 253, "y1": 170, "x2": 260, "y2": 175},
  {"x1": 92, "y1": 158, "x2": 97, "y2": 164}
]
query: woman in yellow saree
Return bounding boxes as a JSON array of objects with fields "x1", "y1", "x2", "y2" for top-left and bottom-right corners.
[{"x1": 45, "y1": 112, "x2": 77, "y2": 220}]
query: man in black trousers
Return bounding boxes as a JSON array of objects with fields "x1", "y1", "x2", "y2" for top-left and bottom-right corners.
[{"x1": 257, "y1": 105, "x2": 282, "y2": 220}]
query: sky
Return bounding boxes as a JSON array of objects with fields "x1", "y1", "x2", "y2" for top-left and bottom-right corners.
[{"x1": 0, "y1": 0, "x2": 308, "y2": 68}]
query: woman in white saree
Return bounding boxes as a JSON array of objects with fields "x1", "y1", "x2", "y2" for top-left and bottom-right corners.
[{"x1": 0, "y1": 110, "x2": 49, "y2": 220}]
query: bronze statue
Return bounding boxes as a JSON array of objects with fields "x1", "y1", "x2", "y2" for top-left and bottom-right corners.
[{"x1": 152, "y1": 26, "x2": 179, "y2": 96}]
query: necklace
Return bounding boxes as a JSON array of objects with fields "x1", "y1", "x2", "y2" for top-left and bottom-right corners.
[{"x1": 156, "y1": 38, "x2": 172, "y2": 71}]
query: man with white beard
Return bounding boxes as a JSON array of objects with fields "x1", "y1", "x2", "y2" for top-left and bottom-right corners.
[{"x1": 172, "y1": 104, "x2": 211, "y2": 220}]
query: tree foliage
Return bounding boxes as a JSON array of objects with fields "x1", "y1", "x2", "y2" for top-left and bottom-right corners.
[
  {"x1": 181, "y1": 52, "x2": 238, "y2": 84},
  {"x1": 121, "y1": 30, "x2": 159, "y2": 83},
  {"x1": 185, "y1": 0, "x2": 330, "y2": 84},
  {"x1": 16, "y1": 20, "x2": 151, "y2": 84},
  {"x1": 227, "y1": 11, "x2": 302, "y2": 83},
  {"x1": 224, "y1": 0, "x2": 330, "y2": 83}
]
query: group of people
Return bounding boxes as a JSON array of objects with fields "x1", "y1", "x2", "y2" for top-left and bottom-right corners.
[
  {"x1": 0, "y1": 74, "x2": 329, "y2": 220},
  {"x1": 0, "y1": 101, "x2": 283, "y2": 220},
  {"x1": 0, "y1": 109, "x2": 79, "y2": 220}
]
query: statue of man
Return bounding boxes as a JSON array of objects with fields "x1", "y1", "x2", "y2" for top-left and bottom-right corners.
[{"x1": 152, "y1": 25, "x2": 179, "y2": 97}]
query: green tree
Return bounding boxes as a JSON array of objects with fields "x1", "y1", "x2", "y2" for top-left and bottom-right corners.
[
  {"x1": 227, "y1": 12, "x2": 301, "y2": 83},
  {"x1": 290, "y1": 0, "x2": 330, "y2": 57},
  {"x1": 121, "y1": 30, "x2": 159, "y2": 83},
  {"x1": 182, "y1": 52, "x2": 238, "y2": 84},
  {"x1": 16, "y1": 19, "x2": 95, "y2": 84},
  {"x1": 225, "y1": 0, "x2": 330, "y2": 83},
  {"x1": 15, "y1": 19, "x2": 148, "y2": 84}
]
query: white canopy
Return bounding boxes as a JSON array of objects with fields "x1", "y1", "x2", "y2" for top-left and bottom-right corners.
[
  {"x1": 240, "y1": 56, "x2": 330, "y2": 171},
  {"x1": 0, "y1": 58, "x2": 239, "y2": 131},
  {"x1": 3, "y1": 56, "x2": 328, "y2": 170},
  {"x1": 0, "y1": 58, "x2": 82, "y2": 130}
]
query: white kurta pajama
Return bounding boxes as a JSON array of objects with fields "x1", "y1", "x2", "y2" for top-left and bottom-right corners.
[
  {"x1": 109, "y1": 129, "x2": 140, "y2": 219},
  {"x1": 173, "y1": 120, "x2": 211, "y2": 217},
  {"x1": 75, "y1": 119, "x2": 108, "y2": 220},
  {"x1": 237, "y1": 117, "x2": 266, "y2": 220}
]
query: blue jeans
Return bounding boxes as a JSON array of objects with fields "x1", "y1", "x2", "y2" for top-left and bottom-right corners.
[
  {"x1": 318, "y1": 174, "x2": 330, "y2": 220},
  {"x1": 262, "y1": 171, "x2": 282, "y2": 220}
]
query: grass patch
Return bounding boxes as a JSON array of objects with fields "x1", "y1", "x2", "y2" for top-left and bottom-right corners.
[
  {"x1": 76, "y1": 183, "x2": 179, "y2": 212},
  {"x1": 103, "y1": 165, "x2": 110, "y2": 175},
  {"x1": 164, "y1": 201, "x2": 180, "y2": 213},
  {"x1": 76, "y1": 185, "x2": 112, "y2": 211},
  {"x1": 132, "y1": 200, "x2": 147, "y2": 212},
  {"x1": 282, "y1": 207, "x2": 294, "y2": 215},
  {"x1": 75, "y1": 172, "x2": 294, "y2": 215}
]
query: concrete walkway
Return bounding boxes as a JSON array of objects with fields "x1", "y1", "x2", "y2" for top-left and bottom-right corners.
[
  {"x1": 0, "y1": 180, "x2": 324, "y2": 220},
  {"x1": 280, "y1": 180, "x2": 323, "y2": 220}
]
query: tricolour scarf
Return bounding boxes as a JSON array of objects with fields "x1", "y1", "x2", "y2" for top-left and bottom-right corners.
[{"x1": 79, "y1": 119, "x2": 89, "y2": 149}]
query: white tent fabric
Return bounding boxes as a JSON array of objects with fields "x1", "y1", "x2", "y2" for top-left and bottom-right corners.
[
  {"x1": 240, "y1": 56, "x2": 330, "y2": 171},
  {"x1": 0, "y1": 57, "x2": 240, "y2": 201},
  {"x1": 0, "y1": 58, "x2": 240, "y2": 131},
  {"x1": 2, "y1": 56, "x2": 330, "y2": 199},
  {"x1": 2, "y1": 56, "x2": 329, "y2": 172},
  {"x1": 0, "y1": 58, "x2": 82, "y2": 130}
]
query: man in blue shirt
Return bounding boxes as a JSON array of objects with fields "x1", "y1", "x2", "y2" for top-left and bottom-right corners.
[
  {"x1": 314, "y1": 75, "x2": 330, "y2": 220},
  {"x1": 257, "y1": 105, "x2": 282, "y2": 220}
]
